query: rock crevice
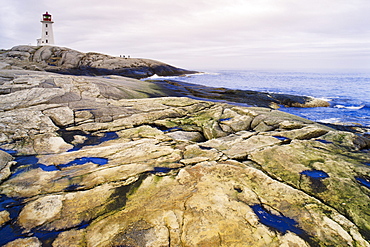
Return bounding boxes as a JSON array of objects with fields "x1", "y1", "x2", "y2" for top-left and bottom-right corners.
[{"x1": 0, "y1": 55, "x2": 369, "y2": 246}]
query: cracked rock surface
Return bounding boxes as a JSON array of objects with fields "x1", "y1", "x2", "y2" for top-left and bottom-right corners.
[
  {"x1": 0, "y1": 45, "x2": 196, "y2": 79},
  {"x1": 0, "y1": 68, "x2": 369, "y2": 246}
]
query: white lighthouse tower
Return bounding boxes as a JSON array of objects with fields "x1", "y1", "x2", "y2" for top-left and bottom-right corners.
[{"x1": 37, "y1": 12, "x2": 55, "y2": 46}]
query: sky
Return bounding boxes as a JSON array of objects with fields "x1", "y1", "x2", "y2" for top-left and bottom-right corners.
[{"x1": 1, "y1": 0, "x2": 370, "y2": 71}]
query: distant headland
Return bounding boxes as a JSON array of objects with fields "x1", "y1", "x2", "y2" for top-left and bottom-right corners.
[{"x1": 0, "y1": 45, "x2": 197, "y2": 79}]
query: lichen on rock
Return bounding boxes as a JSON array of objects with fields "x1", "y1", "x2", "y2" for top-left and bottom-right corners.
[{"x1": 0, "y1": 51, "x2": 369, "y2": 246}]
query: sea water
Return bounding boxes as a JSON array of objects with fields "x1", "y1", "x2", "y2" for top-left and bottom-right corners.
[{"x1": 161, "y1": 70, "x2": 370, "y2": 127}]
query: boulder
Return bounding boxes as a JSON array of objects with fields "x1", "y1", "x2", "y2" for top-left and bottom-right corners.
[
  {"x1": 3, "y1": 237, "x2": 42, "y2": 247},
  {"x1": 0, "y1": 87, "x2": 65, "y2": 111},
  {"x1": 32, "y1": 134, "x2": 73, "y2": 154},
  {"x1": 0, "y1": 150, "x2": 15, "y2": 183},
  {"x1": 43, "y1": 106, "x2": 75, "y2": 127},
  {"x1": 0, "y1": 210, "x2": 10, "y2": 227},
  {"x1": 0, "y1": 150, "x2": 13, "y2": 171},
  {"x1": 166, "y1": 130, "x2": 205, "y2": 142},
  {"x1": 52, "y1": 229, "x2": 85, "y2": 247},
  {"x1": 18, "y1": 195, "x2": 63, "y2": 231}
]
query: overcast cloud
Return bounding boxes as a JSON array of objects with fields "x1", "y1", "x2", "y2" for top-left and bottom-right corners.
[{"x1": 1, "y1": 0, "x2": 370, "y2": 71}]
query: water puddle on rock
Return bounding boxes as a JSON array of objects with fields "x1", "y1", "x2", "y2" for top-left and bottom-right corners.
[
  {"x1": 150, "y1": 167, "x2": 174, "y2": 174},
  {"x1": 4, "y1": 148, "x2": 108, "y2": 178},
  {"x1": 57, "y1": 157, "x2": 108, "y2": 169},
  {"x1": 57, "y1": 130, "x2": 119, "y2": 152},
  {"x1": 0, "y1": 192, "x2": 93, "y2": 246},
  {"x1": 10, "y1": 155, "x2": 58, "y2": 179},
  {"x1": 0, "y1": 148, "x2": 17, "y2": 155},
  {"x1": 0, "y1": 194, "x2": 23, "y2": 220},
  {"x1": 0, "y1": 132, "x2": 116, "y2": 246},
  {"x1": 0, "y1": 194, "x2": 26, "y2": 246},
  {"x1": 300, "y1": 170, "x2": 329, "y2": 193},
  {"x1": 300, "y1": 170, "x2": 329, "y2": 179},
  {"x1": 0, "y1": 224, "x2": 25, "y2": 246},
  {"x1": 355, "y1": 176, "x2": 370, "y2": 189},
  {"x1": 0, "y1": 221, "x2": 63, "y2": 247},
  {"x1": 315, "y1": 139, "x2": 334, "y2": 144},
  {"x1": 272, "y1": 136, "x2": 291, "y2": 142},
  {"x1": 33, "y1": 229, "x2": 63, "y2": 246},
  {"x1": 250, "y1": 204, "x2": 317, "y2": 244},
  {"x1": 219, "y1": 118, "x2": 232, "y2": 122},
  {"x1": 250, "y1": 204, "x2": 306, "y2": 236},
  {"x1": 161, "y1": 127, "x2": 182, "y2": 133},
  {"x1": 68, "y1": 131, "x2": 119, "y2": 152}
]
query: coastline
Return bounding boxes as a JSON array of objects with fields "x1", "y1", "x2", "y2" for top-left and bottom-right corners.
[
  {"x1": 146, "y1": 78, "x2": 330, "y2": 109},
  {"x1": 146, "y1": 78, "x2": 370, "y2": 135},
  {"x1": 146, "y1": 71, "x2": 370, "y2": 136},
  {"x1": 1, "y1": 44, "x2": 368, "y2": 136},
  {"x1": 1, "y1": 47, "x2": 370, "y2": 246}
]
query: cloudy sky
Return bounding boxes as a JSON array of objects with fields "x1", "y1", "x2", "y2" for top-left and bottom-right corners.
[{"x1": 1, "y1": 0, "x2": 370, "y2": 71}]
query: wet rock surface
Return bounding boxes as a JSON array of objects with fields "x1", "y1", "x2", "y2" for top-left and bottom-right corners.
[{"x1": 0, "y1": 61, "x2": 369, "y2": 246}]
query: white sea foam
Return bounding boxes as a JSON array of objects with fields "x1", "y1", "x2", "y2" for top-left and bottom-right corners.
[
  {"x1": 334, "y1": 105, "x2": 365, "y2": 110},
  {"x1": 317, "y1": 97, "x2": 332, "y2": 102},
  {"x1": 144, "y1": 74, "x2": 182, "y2": 80},
  {"x1": 194, "y1": 71, "x2": 220, "y2": 76},
  {"x1": 145, "y1": 72, "x2": 212, "y2": 80},
  {"x1": 147, "y1": 74, "x2": 161, "y2": 79},
  {"x1": 318, "y1": 118, "x2": 342, "y2": 124}
]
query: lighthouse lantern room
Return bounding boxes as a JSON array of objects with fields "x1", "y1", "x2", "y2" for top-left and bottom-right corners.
[{"x1": 37, "y1": 12, "x2": 55, "y2": 46}]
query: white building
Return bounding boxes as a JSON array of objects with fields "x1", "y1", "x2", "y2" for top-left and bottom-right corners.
[{"x1": 37, "y1": 12, "x2": 55, "y2": 46}]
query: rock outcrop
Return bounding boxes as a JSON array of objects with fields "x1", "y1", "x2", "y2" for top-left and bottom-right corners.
[
  {"x1": 0, "y1": 45, "x2": 197, "y2": 79},
  {"x1": 0, "y1": 150, "x2": 15, "y2": 184},
  {"x1": 0, "y1": 56, "x2": 369, "y2": 246},
  {"x1": 0, "y1": 45, "x2": 330, "y2": 109},
  {"x1": 149, "y1": 79, "x2": 330, "y2": 108}
]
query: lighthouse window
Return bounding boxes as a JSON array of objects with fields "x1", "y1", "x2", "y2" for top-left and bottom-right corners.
[
  {"x1": 46, "y1": 24, "x2": 48, "y2": 27},
  {"x1": 46, "y1": 40, "x2": 48, "y2": 43},
  {"x1": 46, "y1": 32, "x2": 48, "y2": 35}
]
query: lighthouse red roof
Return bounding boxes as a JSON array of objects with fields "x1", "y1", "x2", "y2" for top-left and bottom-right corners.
[{"x1": 43, "y1": 12, "x2": 52, "y2": 21}]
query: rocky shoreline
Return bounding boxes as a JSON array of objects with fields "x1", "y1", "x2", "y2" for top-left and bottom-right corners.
[
  {"x1": 0, "y1": 47, "x2": 370, "y2": 246},
  {"x1": 147, "y1": 79, "x2": 370, "y2": 136},
  {"x1": 0, "y1": 45, "x2": 197, "y2": 79},
  {"x1": 147, "y1": 79, "x2": 330, "y2": 109}
]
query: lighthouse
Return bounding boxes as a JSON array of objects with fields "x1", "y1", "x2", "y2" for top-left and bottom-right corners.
[{"x1": 37, "y1": 12, "x2": 55, "y2": 46}]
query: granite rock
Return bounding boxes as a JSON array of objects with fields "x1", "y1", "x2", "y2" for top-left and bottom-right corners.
[
  {"x1": 0, "y1": 150, "x2": 15, "y2": 183},
  {"x1": 0, "y1": 45, "x2": 196, "y2": 79},
  {"x1": 0, "y1": 210, "x2": 10, "y2": 227},
  {"x1": 3, "y1": 237, "x2": 42, "y2": 247},
  {"x1": 150, "y1": 79, "x2": 330, "y2": 109},
  {"x1": 0, "y1": 61, "x2": 369, "y2": 247}
]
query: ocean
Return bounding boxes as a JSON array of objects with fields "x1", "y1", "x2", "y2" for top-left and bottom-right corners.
[{"x1": 152, "y1": 70, "x2": 370, "y2": 128}]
